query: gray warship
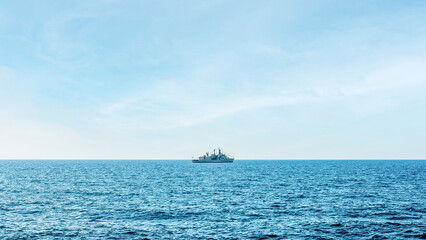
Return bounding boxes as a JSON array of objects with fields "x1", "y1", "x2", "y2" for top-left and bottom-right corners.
[{"x1": 192, "y1": 148, "x2": 234, "y2": 163}]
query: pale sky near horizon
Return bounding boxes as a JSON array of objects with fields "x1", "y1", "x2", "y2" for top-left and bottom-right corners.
[{"x1": 1, "y1": 1, "x2": 426, "y2": 159}]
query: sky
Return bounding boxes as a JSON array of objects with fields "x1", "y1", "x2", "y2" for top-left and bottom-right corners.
[{"x1": 0, "y1": 0, "x2": 426, "y2": 159}]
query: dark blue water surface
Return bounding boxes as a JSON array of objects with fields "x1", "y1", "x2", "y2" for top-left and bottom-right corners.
[{"x1": 0, "y1": 160, "x2": 425, "y2": 239}]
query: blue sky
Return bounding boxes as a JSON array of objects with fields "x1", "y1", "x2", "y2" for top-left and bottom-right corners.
[{"x1": 1, "y1": 0, "x2": 425, "y2": 159}]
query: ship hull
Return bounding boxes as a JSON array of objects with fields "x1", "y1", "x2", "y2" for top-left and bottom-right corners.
[{"x1": 192, "y1": 159, "x2": 234, "y2": 163}]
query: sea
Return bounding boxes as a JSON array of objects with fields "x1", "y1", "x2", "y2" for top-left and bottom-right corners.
[{"x1": 0, "y1": 160, "x2": 425, "y2": 239}]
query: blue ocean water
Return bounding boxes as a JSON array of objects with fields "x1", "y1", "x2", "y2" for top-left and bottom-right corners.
[{"x1": 0, "y1": 160, "x2": 425, "y2": 239}]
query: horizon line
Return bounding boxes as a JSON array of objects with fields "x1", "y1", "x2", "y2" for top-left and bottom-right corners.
[{"x1": 1, "y1": 159, "x2": 425, "y2": 161}]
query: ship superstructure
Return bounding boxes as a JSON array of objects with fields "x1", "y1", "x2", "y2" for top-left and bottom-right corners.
[{"x1": 192, "y1": 148, "x2": 234, "y2": 163}]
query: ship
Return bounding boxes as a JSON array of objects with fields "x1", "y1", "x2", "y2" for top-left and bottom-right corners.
[{"x1": 192, "y1": 148, "x2": 234, "y2": 163}]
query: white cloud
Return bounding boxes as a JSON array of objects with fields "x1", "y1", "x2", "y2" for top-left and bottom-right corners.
[
  {"x1": 341, "y1": 60, "x2": 426, "y2": 96},
  {"x1": 93, "y1": 59, "x2": 426, "y2": 132}
]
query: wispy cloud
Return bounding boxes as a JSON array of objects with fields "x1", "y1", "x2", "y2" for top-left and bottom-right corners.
[
  {"x1": 340, "y1": 60, "x2": 426, "y2": 96},
  {"x1": 94, "y1": 57, "x2": 426, "y2": 132},
  {"x1": 36, "y1": 13, "x2": 99, "y2": 69}
]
